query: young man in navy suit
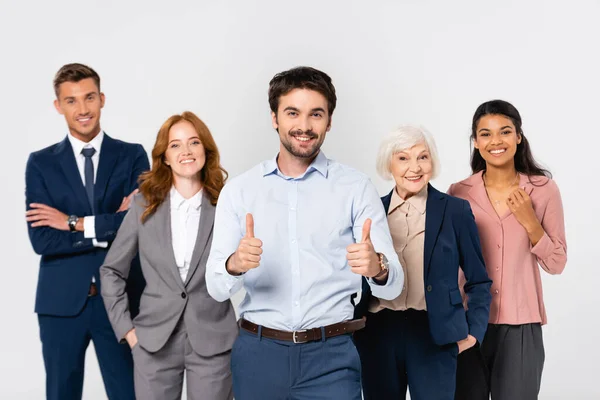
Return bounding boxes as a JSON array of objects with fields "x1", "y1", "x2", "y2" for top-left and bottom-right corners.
[{"x1": 25, "y1": 63, "x2": 149, "y2": 400}]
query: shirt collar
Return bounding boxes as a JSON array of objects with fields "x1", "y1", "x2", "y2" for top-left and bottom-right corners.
[
  {"x1": 170, "y1": 186, "x2": 203, "y2": 211},
  {"x1": 388, "y1": 185, "x2": 428, "y2": 215},
  {"x1": 261, "y1": 150, "x2": 329, "y2": 179},
  {"x1": 68, "y1": 131, "x2": 105, "y2": 157}
]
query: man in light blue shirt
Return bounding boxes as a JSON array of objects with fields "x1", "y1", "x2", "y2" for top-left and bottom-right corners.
[{"x1": 206, "y1": 66, "x2": 403, "y2": 400}]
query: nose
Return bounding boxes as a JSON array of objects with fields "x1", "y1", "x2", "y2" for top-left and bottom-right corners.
[
  {"x1": 181, "y1": 143, "x2": 194, "y2": 155},
  {"x1": 490, "y1": 132, "x2": 503, "y2": 145},
  {"x1": 297, "y1": 116, "x2": 312, "y2": 133},
  {"x1": 409, "y1": 158, "x2": 422, "y2": 172},
  {"x1": 77, "y1": 101, "x2": 89, "y2": 115}
]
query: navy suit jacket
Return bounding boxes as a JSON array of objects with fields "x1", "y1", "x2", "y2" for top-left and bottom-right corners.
[
  {"x1": 355, "y1": 184, "x2": 492, "y2": 345},
  {"x1": 26, "y1": 134, "x2": 150, "y2": 317}
]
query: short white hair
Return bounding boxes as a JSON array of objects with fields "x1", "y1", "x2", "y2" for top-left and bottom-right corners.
[{"x1": 376, "y1": 125, "x2": 441, "y2": 181}]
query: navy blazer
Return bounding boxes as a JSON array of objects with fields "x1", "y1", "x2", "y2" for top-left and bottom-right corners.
[
  {"x1": 26, "y1": 134, "x2": 149, "y2": 317},
  {"x1": 355, "y1": 184, "x2": 492, "y2": 345}
]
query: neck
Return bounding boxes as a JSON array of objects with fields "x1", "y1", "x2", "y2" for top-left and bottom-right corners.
[
  {"x1": 173, "y1": 175, "x2": 203, "y2": 199},
  {"x1": 277, "y1": 146, "x2": 316, "y2": 178},
  {"x1": 70, "y1": 125, "x2": 101, "y2": 143},
  {"x1": 395, "y1": 185, "x2": 416, "y2": 201},
  {"x1": 483, "y1": 163, "x2": 518, "y2": 188}
]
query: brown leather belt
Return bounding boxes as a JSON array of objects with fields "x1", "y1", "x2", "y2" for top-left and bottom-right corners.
[
  {"x1": 88, "y1": 283, "x2": 98, "y2": 297},
  {"x1": 239, "y1": 317, "x2": 366, "y2": 344}
]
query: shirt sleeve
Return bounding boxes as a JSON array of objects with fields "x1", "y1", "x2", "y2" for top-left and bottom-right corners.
[
  {"x1": 206, "y1": 182, "x2": 245, "y2": 302},
  {"x1": 352, "y1": 178, "x2": 404, "y2": 300},
  {"x1": 530, "y1": 180, "x2": 567, "y2": 275}
]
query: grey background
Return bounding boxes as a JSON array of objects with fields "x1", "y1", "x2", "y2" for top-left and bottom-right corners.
[{"x1": 1, "y1": 0, "x2": 598, "y2": 398}]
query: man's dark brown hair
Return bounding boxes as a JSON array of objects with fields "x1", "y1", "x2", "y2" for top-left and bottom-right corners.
[
  {"x1": 53, "y1": 63, "x2": 101, "y2": 98},
  {"x1": 268, "y1": 66, "x2": 337, "y2": 116}
]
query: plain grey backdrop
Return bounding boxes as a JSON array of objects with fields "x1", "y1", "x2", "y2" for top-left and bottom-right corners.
[{"x1": 2, "y1": 0, "x2": 598, "y2": 398}]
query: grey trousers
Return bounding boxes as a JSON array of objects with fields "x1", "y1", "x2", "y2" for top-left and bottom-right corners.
[
  {"x1": 132, "y1": 321, "x2": 233, "y2": 400},
  {"x1": 482, "y1": 323, "x2": 545, "y2": 400}
]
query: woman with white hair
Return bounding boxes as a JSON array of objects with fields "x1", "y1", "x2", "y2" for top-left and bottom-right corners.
[{"x1": 353, "y1": 125, "x2": 492, "y2": 400}]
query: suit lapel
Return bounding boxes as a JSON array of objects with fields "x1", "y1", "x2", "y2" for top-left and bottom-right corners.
[
  {"x1": 57, "y1": 137, "x2": 92, "y2": 214},
  {"x1": 423, "y1": 184, "x2": 446, "y2": 280},
  {"x1": 94, "y1": 134, "x2": 120, "y2": 212},
  {"x1": 152, "y1": 197, "x2": 185, "y2": 289},
  {"x1": 184, "y1": 193, "x2": 215, "y2": 286}
]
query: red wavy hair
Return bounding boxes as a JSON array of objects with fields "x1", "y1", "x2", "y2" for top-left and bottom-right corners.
[{"x1": 139, "y1": 111, "x2": 227, "y2": 222}]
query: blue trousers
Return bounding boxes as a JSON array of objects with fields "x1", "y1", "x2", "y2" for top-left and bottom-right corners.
[
  {"x1": 231, "y1": 328, "x2": 362, "y2": 400},
  {"x1": 354, "y1": 309, "x2": 458, "y2": 400},
  {"x1": 38, "y1": 295, "x2": 135, "y2": 400}
]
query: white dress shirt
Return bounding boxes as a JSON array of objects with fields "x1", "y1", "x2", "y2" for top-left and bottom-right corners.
[
  {"x1": 170, "y1": 187, "x2": 202, "y2": 283},
  {"x1": 67, "y1": 131, "x2": 107, "y2": 248}
]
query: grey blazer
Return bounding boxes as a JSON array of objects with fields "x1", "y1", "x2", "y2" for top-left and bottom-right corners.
[{"x1": 100, "y1": 193, "x2": 238, "y2": 356}]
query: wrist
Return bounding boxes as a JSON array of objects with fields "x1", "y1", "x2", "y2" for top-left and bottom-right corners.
[
  {"x1": 225, "y1": 254, "x2": 243, "y2": 276},
  {"x1": 75, "y1": 218, "x2": 84, "y2": 232}
]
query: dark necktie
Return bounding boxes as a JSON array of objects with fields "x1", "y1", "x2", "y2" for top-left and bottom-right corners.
[{"x1": 81, "y1": 147, "x2": 96, "y2": 212}]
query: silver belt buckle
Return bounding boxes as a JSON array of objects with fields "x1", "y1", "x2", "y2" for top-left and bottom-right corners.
[{"x1": 292, "y1": 330, "x2": 308, "y2": 344}]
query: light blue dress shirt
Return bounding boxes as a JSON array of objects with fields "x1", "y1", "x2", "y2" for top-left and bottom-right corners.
[{"x1": 206, "y1": 151, "x2": 403, "y2": 330}]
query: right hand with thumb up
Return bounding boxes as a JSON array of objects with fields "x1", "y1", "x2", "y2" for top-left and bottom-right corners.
[{"x1": 226, "y1": 213, "x2": 263, "y2": 275}]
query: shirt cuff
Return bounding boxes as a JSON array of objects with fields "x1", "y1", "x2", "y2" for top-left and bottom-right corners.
[
  {"x1": 531, "y1": 232, "x2": 552, "y2": 259},
  {"x1": 92, "y1": 239, "x2": 109, "y2": 248},
  {"x1": 83, "y1": 216, "x2": 96, "y2": 239},
  {"x1": 219, "y1": 260, "x2": 243, "y2": 290}
]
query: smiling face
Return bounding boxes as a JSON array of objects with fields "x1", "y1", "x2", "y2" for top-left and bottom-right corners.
[
  {"x1": 54, "y1": 78, "x2": 105, "y2": 142},
  {"x1": 473, "y1": 114, "x2": 522, "y2": 169},
  {"x1": 390, "y1": 142, "x2": 433, "y2": 199},
  {"x1": 271, "y1": 88, "x2": 331, "y2": 161},
  {"x1": 164, "y1": 120, "x2": 206, "y2": 182}
]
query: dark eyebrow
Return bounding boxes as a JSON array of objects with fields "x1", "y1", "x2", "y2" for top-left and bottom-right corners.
[
  {"x1": 310, "y1": 107, "x2": 326, "y2": 114},
  {"x1": 500, "y1": 126, "x2": 513, "y2": 130},
  {"x1": 477, "y1": 128, "x2": 490, "y2": 133},
  {"x1": 283, "y1": 106, "x2": 300, "y2": 112},
  {"x1": 168, "y1": 139, "x2": 181, "y2": 144}
]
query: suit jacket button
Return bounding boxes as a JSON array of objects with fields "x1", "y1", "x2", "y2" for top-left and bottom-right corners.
[
  {"x1": 181, "y1": 292, "x2": 187, "y2": 299},
  {"x1": 426, "y1": 285, "x2": 433, "y2": 292}
]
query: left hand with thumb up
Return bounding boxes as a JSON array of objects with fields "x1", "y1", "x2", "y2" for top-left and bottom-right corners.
[{"x1": 346, "y1": 218, "x2": 385, "y2": 279}]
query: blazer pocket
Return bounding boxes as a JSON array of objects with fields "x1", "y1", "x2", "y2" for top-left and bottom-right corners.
[{"x1": 449, "y1": 288, "x2": 463, "y2": 305}]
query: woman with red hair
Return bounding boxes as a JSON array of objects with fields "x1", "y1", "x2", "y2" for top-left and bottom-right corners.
[{"x1": 100, "y1": 112, "x2": 237, "y2": 400}]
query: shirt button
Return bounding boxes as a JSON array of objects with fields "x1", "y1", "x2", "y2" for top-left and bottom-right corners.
[
  {"x1": 497, "y1": 244, "x2": 501, "y2": 249},
  {"x1": 294, "y1": 301, "x2": 299, "y2": 307},
  {"x1": 290, "y1": 207, "x2": 296, "y2": 211},
  {"x1": 181, "y1": 292, "x2": 187, "y2": 299},
  {"x1": 496, "y1": 267, "x2": 500, "y2": 271},
  {"x1": 291, "y1": 239, "x2": 296, "y2": 244},
  {"x1": 494, "y1": 289, "x2": 499, "y2": 294},
  {"x1": 426, "y1": 285, "x2": 432, "y2": 292}
]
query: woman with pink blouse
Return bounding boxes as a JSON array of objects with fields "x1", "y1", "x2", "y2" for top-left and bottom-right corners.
[{"x1": 449, "y1": 100, "x2": 567, "y2": 400}]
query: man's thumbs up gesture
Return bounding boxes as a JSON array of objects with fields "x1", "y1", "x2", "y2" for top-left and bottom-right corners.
[
  {"x1": 226, "y1": 213, "x2": 263, "y2": 275},
  {"x1": 346, "y1": 218, "x2": 386, "y2": 279}
]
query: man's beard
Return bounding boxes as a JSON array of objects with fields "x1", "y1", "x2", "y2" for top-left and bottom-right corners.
[{"x1": 281, "y1": 129, "x2": 322, "y2": 159}]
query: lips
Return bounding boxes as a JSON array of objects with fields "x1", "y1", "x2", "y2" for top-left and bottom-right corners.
[
  {"x1": 77, "y1": 116, "x2": 93, "y2": 124},
  {"x1": 488, "y1": 148, "x2": 507, "y2": 157},
  {"x1": 179, "y1": 158, "x2": 195, "y2": 164},
  {"x1": 405, "y1": 176, "x2": 423, "y2": 182}
]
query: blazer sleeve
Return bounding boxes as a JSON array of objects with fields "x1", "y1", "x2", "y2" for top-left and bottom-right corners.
[
  {"x1": 94, "y1": 144, "x2": 150, "y2": 243},
  {"x1": 99, "y1": 196, "x2": 142, "y2": 342},
  {"x1": 25, "y1": 153, "x2": 95, "y2": 256},
  {"x1": 530, "y1": 181, "x2": 567, "y2": 275},
  {"x1": 458, "y1": 200, "x2": 492, "y2": 344}
]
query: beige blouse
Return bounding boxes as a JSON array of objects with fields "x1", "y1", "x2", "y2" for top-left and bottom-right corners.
[{"x1": 370, "y1": 186, "x2": 427, "y2": 312}]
